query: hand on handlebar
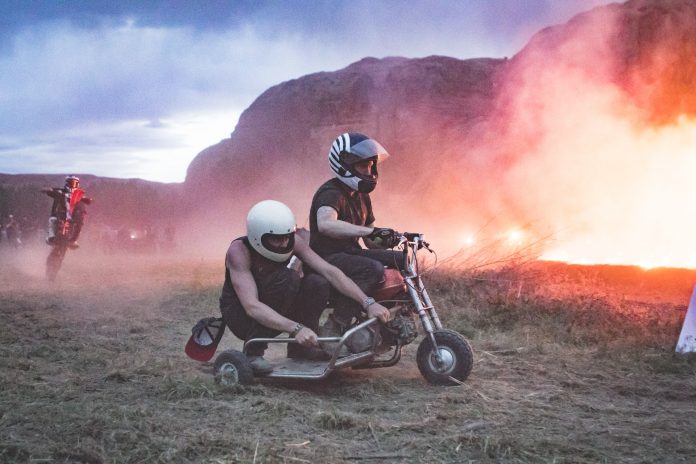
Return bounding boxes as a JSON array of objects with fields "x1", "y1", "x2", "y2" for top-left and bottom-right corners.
[
  {"x1": 367, "y1": 302, "x2": 391, "y2": 323},
  {"x1": 367, "y1": 227, "x2": 401, "y2": 249},
  {"x1": 295, "y1": 327, "x2": 319, "y2": 347}
]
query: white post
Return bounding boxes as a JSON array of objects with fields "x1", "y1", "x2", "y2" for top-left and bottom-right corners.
[{"x1": 676, "y1": 284, "x2": 696, "y2": 353}]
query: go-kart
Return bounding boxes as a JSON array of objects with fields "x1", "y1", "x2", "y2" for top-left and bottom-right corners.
[{"x1": 213, "y1": 232, "x2": 474, "y2": 386}]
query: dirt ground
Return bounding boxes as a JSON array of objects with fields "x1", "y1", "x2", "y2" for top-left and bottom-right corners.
[{"x1": 1, "y1": 246, "x2": 696, "y2": 463}]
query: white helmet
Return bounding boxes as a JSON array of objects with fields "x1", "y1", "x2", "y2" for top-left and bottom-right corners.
[
  {"x1": 328, "y1": 132, "x2": 390, "y2": 193},
  {"x1": 246, "y1": 200, "x2": 296, "y2": 262}
]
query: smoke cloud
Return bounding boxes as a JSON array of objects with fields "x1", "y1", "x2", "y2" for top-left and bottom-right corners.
[{"x1": 479, "y1": 2, "x2": 696, "y2": 268}]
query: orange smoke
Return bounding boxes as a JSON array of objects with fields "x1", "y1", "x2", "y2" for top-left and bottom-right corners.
[
  {"x1": 483, "y1": 3, "x2": 696, "y2": 269},
  {"x1": 538, "y1": 116, "x2": 696, "y2": 269}
]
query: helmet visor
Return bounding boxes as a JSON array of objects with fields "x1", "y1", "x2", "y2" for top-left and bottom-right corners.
[
  {"x1": 260, "y1": 232, "x2": 295, "y2": 255},
  {"x1": 342, "y1": 138, "x2": 390, "y2": 165}
]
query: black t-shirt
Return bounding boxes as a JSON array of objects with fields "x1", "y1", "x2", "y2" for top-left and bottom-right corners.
[{"x1": 309, "y1": 178, "x2": 375, "y2": 256}]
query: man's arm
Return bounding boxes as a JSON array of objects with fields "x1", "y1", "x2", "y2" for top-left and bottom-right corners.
[
  {"x1": 227, "y1": 241, "x2": 318, "y2": 345},
  {"x1": 294, "y1": 235, "x2": 391, "y2": 323},
  {"x1": 41, "y1": 188, "x2": 62, "y2": 199},
  {"x1": 362, "y1": 222, "x2": 382, "y2": 249},
  {"x1": 316, "y1": 206, "x2": 373, "y2": 239}
]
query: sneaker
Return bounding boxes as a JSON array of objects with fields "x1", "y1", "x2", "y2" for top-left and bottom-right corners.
[
  {"x1": 287, "y1": 343, "x2": 331, "y2": 361},
  {"x1": 247, "y1": 355, "x2": 273, "y2": 375},
  {"x1": 68, "y1": 241, "x2": 79, "y2": 249}
]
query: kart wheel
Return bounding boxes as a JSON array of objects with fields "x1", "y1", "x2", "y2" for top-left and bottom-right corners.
[
  {"x1": 416, "y1": 329, "x2": 473, "y2": 385},
  {"x1": 213, "y1": 350, "x2": 254, "y2": 385}
]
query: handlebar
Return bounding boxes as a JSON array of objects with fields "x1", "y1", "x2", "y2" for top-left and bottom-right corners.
[{"x1": 397, "y1": 231, "x2": 433, "y2": 253}]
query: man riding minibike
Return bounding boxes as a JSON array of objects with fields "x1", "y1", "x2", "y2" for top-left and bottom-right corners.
[
  {"x1": 187, "y1": 200, "x2": 391, "y2": 376},
  {"x1": 190, "y1": 207, "x2": 473, "y2": 386}
]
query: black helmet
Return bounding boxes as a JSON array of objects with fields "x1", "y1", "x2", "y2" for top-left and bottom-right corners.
[
  {"x1": 328, "y1": 133, "x2": 389, "y2": 193},
  {"x1": 65, "y1": 176, "x2": 80, "y2": 190}
]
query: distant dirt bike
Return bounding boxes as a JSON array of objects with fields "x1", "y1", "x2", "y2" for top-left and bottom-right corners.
[
  {"x1": 46, "y1": 218, "x2": 75, "y2": 282},
  {"x1": 214, "y1": 232, "x2": 474, "y2": 386}
]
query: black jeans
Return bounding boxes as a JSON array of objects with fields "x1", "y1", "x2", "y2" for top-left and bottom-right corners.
[
  {"x1": 220, "y1": 267, "x2": 330, "y2": 355},
  {"x1": 324, "y1": 249, "x2": 404, "y2": 326}
]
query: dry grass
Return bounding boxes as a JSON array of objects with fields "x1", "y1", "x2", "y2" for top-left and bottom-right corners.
[{"x1": 1, "y1": 246, "x2": 696, "y2": 463}]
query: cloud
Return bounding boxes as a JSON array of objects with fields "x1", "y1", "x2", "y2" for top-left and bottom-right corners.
[
  {"x1": 0, "y1": 21, "x2": 350, "y2": 181},
  {"x1": 1, "y1": 22, "x2": 319, "y2": 131},
  {"x1": 0, "y1": 109, "x2": 237, "y2": 182}
]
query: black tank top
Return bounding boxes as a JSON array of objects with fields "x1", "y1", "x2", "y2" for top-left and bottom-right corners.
[{"x1": 220, "y1": 236, "x2": 292, "y2": 305}]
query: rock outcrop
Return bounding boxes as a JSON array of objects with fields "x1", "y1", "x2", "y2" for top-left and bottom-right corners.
[
  {"x1": 184, "y1": 0, "x2": 696, "y2": 244},
  {"x1": 185, "y1": 55, "x2": 504, "y2": 232}
]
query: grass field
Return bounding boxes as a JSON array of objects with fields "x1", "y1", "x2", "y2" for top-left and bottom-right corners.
[{"x1": 1, "y1": 246, "x2": 695, "y2": 463}]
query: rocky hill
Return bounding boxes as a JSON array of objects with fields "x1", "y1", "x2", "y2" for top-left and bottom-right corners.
[
  {"x1": 184, "y1": 0, "x2": 696, "y2": 247},
  {"x1": 3, "y1": 0, "x2": 695, "y2": 254},
  {"x1": 505, "y1": 0, "x2": 696, "y2": 125},
  {"x1": 184, "y1": 55, "x2": 504, "y2": 234}
]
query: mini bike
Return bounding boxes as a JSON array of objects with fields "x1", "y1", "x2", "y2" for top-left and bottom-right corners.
[{"x1": 213, "y1": 232, "x2": 474, "y2": 386}]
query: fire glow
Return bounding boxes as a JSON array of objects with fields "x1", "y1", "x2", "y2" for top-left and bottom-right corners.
[
  {"x1": 535, "y1": 117, "x2": 696, "y2": 269},
  {"x1": 486, "y1": 6, "x2": 696, "y2": 271},
  {"x1": 453, "y1": 112, "x2": 696, "y2": 268}
]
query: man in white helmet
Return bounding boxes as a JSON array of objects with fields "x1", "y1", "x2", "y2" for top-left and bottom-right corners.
[
  {"x1": 309, "y1": 133, "x2": 403, "y2": 339},
  {"x1": 220, "y1": 200, "x2": 391, "y2": 375}
]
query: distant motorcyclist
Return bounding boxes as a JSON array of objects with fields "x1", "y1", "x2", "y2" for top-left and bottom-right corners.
[{"x1": 42, "y1": 176, "x2": 92, "y2": 248}]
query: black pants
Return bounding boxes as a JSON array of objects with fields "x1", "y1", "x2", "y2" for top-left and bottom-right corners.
[
  {"x1": 71, "y1": 204, "x2": 86, "y2": 242},
  {"x1": 324, "y1": 249, "x2": 404, "y2": 326},
  {"x1": 220, "y1": 267, "x2": 330, "y2": 356},
  {"x1": 69, "y1": 220, "x2": 83, "y2": 242}
]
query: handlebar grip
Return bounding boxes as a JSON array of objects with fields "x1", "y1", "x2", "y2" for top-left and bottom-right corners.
[{"x1": 402, "y1": 232, "x2": 422, "y2": 241}]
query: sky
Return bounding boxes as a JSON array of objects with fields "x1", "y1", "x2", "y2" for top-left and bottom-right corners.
[{"x1": 0, "y1": 0, "x2": 617, "y2": 183}]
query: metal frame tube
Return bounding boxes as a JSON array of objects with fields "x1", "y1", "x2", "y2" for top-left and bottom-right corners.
[
  {"x1": 406, "y1": 236, "x2": 441, "y2": 352},
  {"x1": 242, "y1": 318, "x2": 383, "y2": 380},
  {"x1": 418, "y1": 279, "x2": 443, "y2": 330},
  {"x1": 237, "y1": 232, "x2": 450, "y2": 381}
]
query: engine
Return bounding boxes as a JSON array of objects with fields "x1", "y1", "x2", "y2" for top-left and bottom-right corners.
[
  {"x1": 344, "y1": 304, "x2": 418, "y2": 353},
  {"x1": 380, "y1": 304, "x2": 418, "y2": 346}
]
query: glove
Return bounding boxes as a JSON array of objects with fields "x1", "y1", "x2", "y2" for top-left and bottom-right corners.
[{"x1": 368, "y1": 227, "x2": 400, "y2": 248}]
